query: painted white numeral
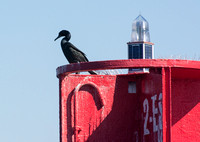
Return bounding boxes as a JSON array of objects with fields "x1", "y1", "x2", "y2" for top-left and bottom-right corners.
[
  {"x1": 143, "y1": 98, "x2": 150, "y2": 135},
  {"x1": 151, "y1": 95, "x2": 158, "y2": 132},
  {"x1": 134, "y1": 131, "x2": 139, "y2": 142},
  {"x1": 158, "y1": 93, "x2": 163, "y2": 130},
  {"x1": 143, "y1": 93, "x2": 163, "y2": 137}
]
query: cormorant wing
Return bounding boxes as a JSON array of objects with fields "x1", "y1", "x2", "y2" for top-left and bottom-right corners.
[
  {"x1": 66, "y1": 42, "x2": 89, "y2": 62},
  {"x1": 69, "y1": 42, "x2": 87, "y2": 55}
]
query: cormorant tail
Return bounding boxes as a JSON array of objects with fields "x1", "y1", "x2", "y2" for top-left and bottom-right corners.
[{"x1": 89, "y1": 71, "x2": 97, "y2": 75}]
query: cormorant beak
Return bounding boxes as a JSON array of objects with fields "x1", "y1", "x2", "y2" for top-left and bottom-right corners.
[{"x1": 54, "y1": 35, "x2": 61, "y2": 41}]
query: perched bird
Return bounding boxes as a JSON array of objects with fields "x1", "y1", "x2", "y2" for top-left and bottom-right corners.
[{"x1": 55, "y1": 30, "x2": 97, "y2": 75}]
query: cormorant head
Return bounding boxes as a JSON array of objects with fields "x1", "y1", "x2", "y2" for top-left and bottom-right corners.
[{"x1": 54, "y1": 30, "x2": 71, "y2": 41}]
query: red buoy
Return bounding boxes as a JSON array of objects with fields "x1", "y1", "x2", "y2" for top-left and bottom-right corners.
[{"x1": 57, "y1": 59, "x2": 200, "y2": 142}]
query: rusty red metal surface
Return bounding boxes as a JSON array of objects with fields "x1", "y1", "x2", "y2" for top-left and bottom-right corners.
[{"x1": 57, "y1": 59, "x2": 200, "y2": 142}]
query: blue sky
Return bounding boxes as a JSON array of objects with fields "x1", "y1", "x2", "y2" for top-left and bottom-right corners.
[{"x1": 0, "y1": 0, "x2": 200, "y2": 141}]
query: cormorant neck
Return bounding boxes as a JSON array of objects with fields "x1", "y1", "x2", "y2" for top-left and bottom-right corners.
[{"x1": 61, "y1": 37, "x2": 69, "y2": 45}]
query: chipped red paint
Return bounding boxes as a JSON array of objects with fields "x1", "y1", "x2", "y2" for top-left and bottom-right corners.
[{"x1": 57, "y1": 59, "x2": 200, "y2": 142}]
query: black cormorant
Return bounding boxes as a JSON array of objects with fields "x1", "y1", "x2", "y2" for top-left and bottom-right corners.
[{"x1": 55, "y1": 30, "x2": 97, "y2": 75}]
